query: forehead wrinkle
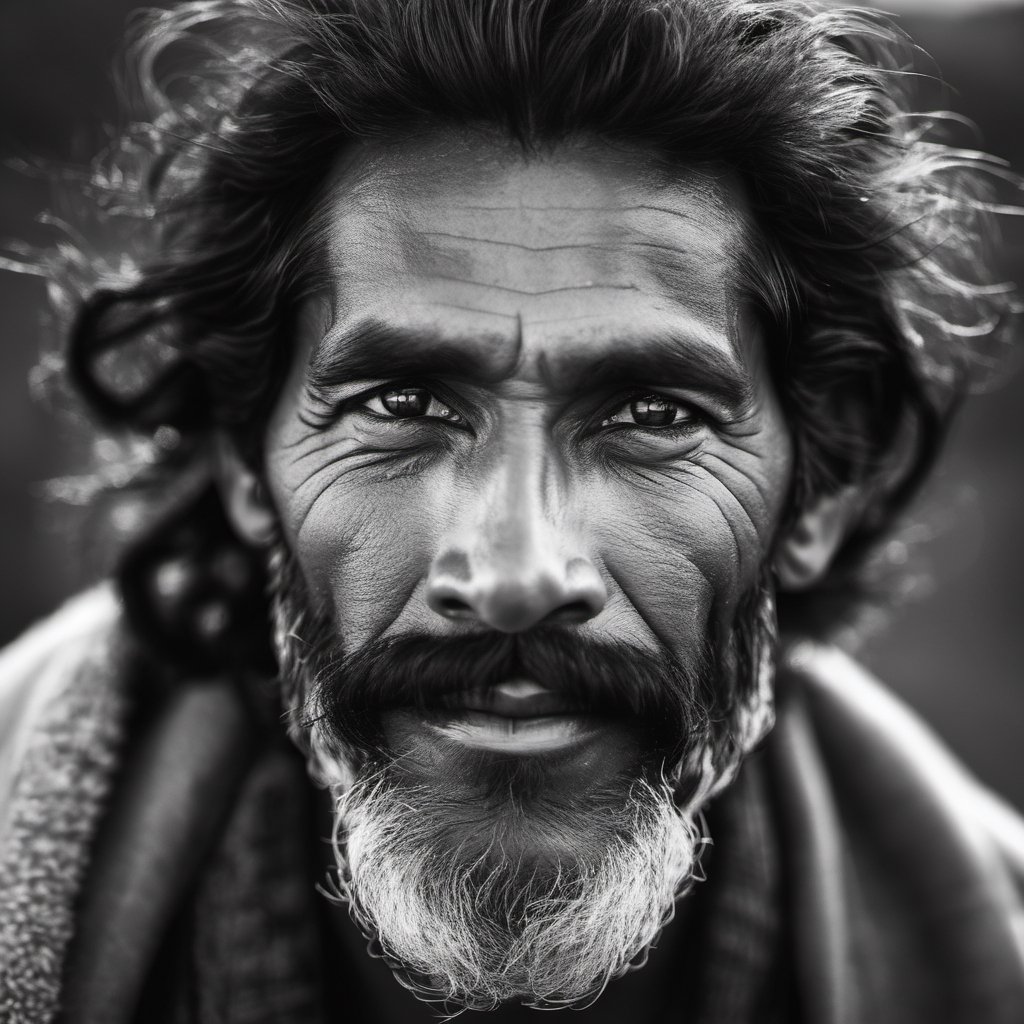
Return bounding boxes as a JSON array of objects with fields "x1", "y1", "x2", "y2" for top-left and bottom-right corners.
[
  {"x1": 407, "y1": 301, "x2": 519, "y2": 325},
  {"x1": 419, "y1": 202, "x2": 677, "y2": 242},
  {"x1": 425, "y1": 275, "x2": 641, "y2": 298},
  {"x1": 314, "y1": 134, "x2": 765, "y2": 384},
  {"x1": 405, "y1": 211, "x2": 673, "y2": 302},
  {"x1": 407, "y1": 208, "x2": 657, "y2": 284},
  {"x1": 405, "y1": 202, "x2": 745, "y2": 315},
  {"x1": 416, "y1": 230, "x2": 633, "y2": 254},
  {"x1": 436, "y1": 202, "x2": 700, "y2": 215}
]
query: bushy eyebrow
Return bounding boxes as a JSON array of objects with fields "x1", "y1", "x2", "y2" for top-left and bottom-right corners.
[
  {"x1": 308, "y1": 318, "x2": 515, "y2": 390},
  {"x1": 543, "y1": 332, "x2": 755, "y2": 412},
  {"x1": 307, "y1": 317, "x2": 755, "y2": 412}
]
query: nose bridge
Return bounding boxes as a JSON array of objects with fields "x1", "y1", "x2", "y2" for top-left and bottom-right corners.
[
  {"x1": 426, "y1": 422, "x2": 606, "y2": 631},
  {"x1": 479, "y1": 424, "x2": 560, "y2": 572}
]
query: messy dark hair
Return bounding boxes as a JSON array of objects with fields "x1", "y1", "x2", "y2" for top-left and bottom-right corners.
[{"x1": 39, "y1": 0, "x2": 1015, "y2": 671}]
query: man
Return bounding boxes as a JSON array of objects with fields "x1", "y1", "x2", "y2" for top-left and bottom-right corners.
[{"x1": 1, "y1": 0, "x2": 1023, "y2": 1021}]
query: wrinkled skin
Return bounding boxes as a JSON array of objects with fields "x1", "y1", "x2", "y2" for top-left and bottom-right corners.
[
  {"x1": 264, "y1": 132, "x2": 791, "y2": 725},
  {"x1": 249, "y1": 130, "x2": 797, "y2": 1011},
  {"x1": 263, "y1": 128, "x2": 794, "y2": 815}
]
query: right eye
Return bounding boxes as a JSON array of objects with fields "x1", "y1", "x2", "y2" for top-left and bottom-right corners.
[
  {"x1": 600, "y1": 393, "x2": 699, "y2": 430},
  {"x1": 362, "y1": 385, "x2": 464, "y2": 424}
]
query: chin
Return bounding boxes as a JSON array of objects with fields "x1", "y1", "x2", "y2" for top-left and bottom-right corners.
[
  {"x1": 301, "y1": 680, "x2": 768, "y2": 1009},
  {"x1": 299, "y1": 688, "x2": 757, "y2": 1009},
  {"x1": 317, "y1": 735, "x2": 704, "y2": 1011},
  {"x1": 375, "y1": 704, "x2": 661, "y2": 864}
]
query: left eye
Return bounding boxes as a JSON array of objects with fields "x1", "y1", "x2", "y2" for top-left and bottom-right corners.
[
  {"x1": 363, "y1": 386, "x2": 463, "y2": 424},
  {"x1": 601, "y1": 394, "x2": 697, "y2": 429}
]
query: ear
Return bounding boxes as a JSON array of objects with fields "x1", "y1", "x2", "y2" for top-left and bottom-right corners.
[
  {"x1": 213, "y1": 435, "x2": 277, "y2": 547},
  {"x1": 773, "y1": 488, "x2": 859, "y2": 591}
]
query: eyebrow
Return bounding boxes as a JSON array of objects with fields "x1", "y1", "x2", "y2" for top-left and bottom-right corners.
[
  {"x1": 307, "y1": 317, "x2": 755, "y2": 412},
  {"x1": 308, "y1": 318, "x2": 514, "y2": 390},
  {"x1": 546, "y1": 330, "x2": 755, "y2": 412}
]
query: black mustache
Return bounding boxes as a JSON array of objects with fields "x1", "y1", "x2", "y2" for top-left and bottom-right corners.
[{"x1": 308, "y1": 628, "x2": 716, "y2": 755}]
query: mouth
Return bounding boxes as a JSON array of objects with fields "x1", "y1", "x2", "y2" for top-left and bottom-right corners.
[{"x1": 424, "y1": 679, "x2": 601, "y2": 755}]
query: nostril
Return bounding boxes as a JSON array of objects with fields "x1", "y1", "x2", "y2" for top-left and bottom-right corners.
[
  {"x1": 437, "y1": 595, "x2": 473, "y2": 617},
  {"x1": 543, "y1": 600, "x2": 597, "y2": 625}
]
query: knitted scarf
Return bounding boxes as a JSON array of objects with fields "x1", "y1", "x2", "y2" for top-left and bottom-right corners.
[{"x1": 0, "y1": 591, "x2": 130, "y2": 1024}]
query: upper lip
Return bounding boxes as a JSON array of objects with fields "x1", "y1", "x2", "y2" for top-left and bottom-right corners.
[{"x1": 438, "y1": 679, "x2": 588, "y2": 719}]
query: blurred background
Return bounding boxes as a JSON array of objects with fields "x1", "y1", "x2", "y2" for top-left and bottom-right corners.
[{"x1": 1, "y1": 0, "x2": 1022, "y2": 804}]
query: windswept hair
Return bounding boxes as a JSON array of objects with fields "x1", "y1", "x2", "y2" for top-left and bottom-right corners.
[{"x1": 36, "y1": 0, "x2": 1016, "y2": 669}]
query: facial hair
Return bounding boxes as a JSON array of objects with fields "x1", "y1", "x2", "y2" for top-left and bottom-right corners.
[{"x1": 267, "y1": 541, "x2": 778, "y2": 1010}]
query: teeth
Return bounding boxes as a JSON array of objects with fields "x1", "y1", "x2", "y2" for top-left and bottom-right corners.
[
  {"x1": 493, "y1": 680, "x2": 549, "y2": 699},
  {"x1": 503, "y1": 718, "x2": 533, "y2": 733}
]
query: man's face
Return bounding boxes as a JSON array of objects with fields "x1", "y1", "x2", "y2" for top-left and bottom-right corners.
[{"x1": 258, "y1": 131, "x2": 793, "y2": 1006}]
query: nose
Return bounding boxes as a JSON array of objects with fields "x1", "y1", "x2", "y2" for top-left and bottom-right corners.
[
  {"x1": 425, "y1": 445, "x2": 606, "y2": 632},
  {"x1": 427, "y1": 549, "x2": 607, "y2": 632}
]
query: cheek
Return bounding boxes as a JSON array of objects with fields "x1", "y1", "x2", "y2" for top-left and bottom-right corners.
[
  {"x1": 592, "y1": 459, "x2": 781, "y2": 651},
  {"x1": 270, "y1": 456, "x2": 439, "y2": 647}
]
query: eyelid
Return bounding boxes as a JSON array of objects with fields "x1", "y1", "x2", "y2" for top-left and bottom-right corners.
[{"x1": 324, "y1": 379, "x2": 430, "y2": 411}]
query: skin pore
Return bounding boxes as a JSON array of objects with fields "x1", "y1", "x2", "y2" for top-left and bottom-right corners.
[{"x1": 227, "y1": 129, "x2": 805, "y2": 1015}]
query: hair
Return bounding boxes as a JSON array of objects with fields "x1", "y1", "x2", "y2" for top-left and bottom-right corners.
[{"x1": 33, "y1": 0, "x2": 1016, "y2": 670}]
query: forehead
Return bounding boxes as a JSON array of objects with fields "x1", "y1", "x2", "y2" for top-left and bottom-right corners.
[{"x1": 311, "y1": 131, "x2": 759, "y2": 381}]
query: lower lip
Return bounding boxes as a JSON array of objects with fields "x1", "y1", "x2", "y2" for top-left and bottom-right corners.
[{"x1": 428, "y1": 712, "x2": 597, "y2": 754}]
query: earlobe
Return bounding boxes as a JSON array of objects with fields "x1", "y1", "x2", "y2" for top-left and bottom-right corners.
[
  {"x1": 774, "y1": 488, "x2": 858, "y2": 591},
  {"x1": 214, "y1": 436, "x2": 277, "y2": 547}
]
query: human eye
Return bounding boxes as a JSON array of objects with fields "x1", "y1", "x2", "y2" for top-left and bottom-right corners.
[
  {"x1": 359, "y1": 384, "x2": 465, "y2": 425},
  {"x1": 600, "y1": 393, "x2": 701, "y2": 430}
]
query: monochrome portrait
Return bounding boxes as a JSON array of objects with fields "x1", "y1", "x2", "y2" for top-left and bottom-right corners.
[{"x1": 1, "y1": 1, "x2": 1022, "y2": 1021}]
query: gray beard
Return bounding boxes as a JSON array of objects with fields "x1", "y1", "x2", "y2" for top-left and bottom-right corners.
[
  {"x1": 267, "y1": 542, "x2": 778, "y2": 1010},
  {"x1": 322, "y1": 766, "x2": 703, "y2": 1009}
]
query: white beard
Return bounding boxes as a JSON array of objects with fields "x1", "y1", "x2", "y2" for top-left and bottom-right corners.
[{"x1": 317, "y1": 758, "x2": 704, "y2": 1011}]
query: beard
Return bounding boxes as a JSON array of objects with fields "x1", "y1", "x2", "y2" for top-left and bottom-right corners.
[{"x1": 267, "y1": 542, "x2": 778, "y2": 1011}]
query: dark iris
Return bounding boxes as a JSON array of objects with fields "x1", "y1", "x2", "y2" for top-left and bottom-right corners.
[
  {"x1": 381, "y1": 387, "x2": 430, "y2": 417},
  {"x1": 630, "y1": 396, "x2": 678, "y2": 426}
]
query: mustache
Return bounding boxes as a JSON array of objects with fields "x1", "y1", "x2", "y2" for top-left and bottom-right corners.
[{"x1": 304, "y1": 628, "x2": 717, "y2": 756}]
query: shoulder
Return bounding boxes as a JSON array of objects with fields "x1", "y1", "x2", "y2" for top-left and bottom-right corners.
[
  {"x1": 778, "y1": 639, "x2": 1024, "y2": 879},
  {"x1": 768, "y1": 640, "x2": 1024, "y2": 1022}
]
